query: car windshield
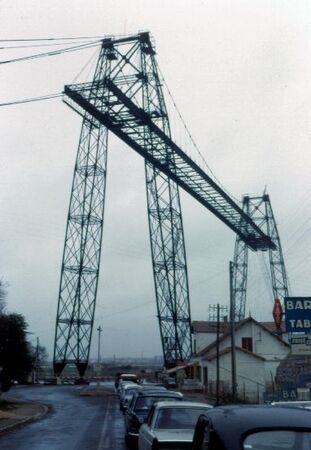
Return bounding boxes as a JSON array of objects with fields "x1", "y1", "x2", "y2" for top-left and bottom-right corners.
[
  {"x1": 243, "y1": 430, "x2": 311, "y2": 449},
  {"x1": 135, "y1": 396, "x2": 180, "y2": 411},
  {"x1": 125, "y1": 387, "x2": 137, "y2": 396},
  {"x1": 155, "y1": 407, "x2": 209, "y2": 429}
]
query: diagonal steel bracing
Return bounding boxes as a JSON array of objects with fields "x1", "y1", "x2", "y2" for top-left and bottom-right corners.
[{"x1": 232, "y1": 194, "x2": 289, "y2": 322}]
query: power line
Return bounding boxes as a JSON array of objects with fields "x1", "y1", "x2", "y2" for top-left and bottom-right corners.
[
  {"x1": 0, "y1": 36, "x2": 105, "y2": 42},
  {"x1": 0, "y1": 93, "x2": 62, "y2": 107},
  {"x1": 0, "y1": 40, "x2": 96, "y2": 50},
  {"x1": 0, "y1": 40, "x2": 101, "y2": 65}
]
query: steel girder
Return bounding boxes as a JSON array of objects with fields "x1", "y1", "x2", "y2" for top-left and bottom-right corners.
[
  {"x1": 64, "y1": 78, "x2": 275, "y2": 252},
  {"x1": 232, "y1": 194, "x2": 289, "y2": 322},
  {"x1": 53, "y1": 49, "x2": 111, "y2": 377}
]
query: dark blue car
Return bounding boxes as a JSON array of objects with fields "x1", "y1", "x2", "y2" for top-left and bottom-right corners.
[{"x1": 192, "y1": 405, "x2": 311, "y2": 450}]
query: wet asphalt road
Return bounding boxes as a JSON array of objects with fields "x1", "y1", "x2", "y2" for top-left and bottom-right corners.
[{"x1": 0, "y1": 382, "x2": 128, "y2": 450}]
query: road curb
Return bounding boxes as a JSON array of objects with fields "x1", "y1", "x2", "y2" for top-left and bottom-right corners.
[{"x1": 0, "y1": 400, "x2": 50, "y2": 434}]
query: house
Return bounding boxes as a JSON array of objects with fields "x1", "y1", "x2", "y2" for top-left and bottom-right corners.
[{"x1": 191, "y1": 317, "x2": 290, "y2": 402}]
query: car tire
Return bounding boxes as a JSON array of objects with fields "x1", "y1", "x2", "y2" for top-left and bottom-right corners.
[{"x1": 125, "y1": 433, "x2": 134, "y2": 449}]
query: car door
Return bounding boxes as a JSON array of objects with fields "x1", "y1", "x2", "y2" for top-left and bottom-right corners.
[{"x1": 138, "y1": 405, "x2": 157, "y2": 450}]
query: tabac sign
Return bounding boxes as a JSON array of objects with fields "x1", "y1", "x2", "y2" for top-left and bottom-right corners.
[{"x1": 284, "y1": 297, "x2": 311, "y2": 332}]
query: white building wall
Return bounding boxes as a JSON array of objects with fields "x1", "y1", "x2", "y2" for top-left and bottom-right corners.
[
  {"x1": 201, "y1": 350, "x2": 266, "y2": 403},
  {"x1": 194, "y1": 332, "x2": 217, "y2": 354},
  {"x1": 213, "y1": 322, "x2": 289, "y2": 383}
]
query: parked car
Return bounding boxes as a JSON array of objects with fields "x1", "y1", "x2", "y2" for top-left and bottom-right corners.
[
  {"x1": 121, "y1": 373, "x2": 138, "y2": 382},
  {"x1": 137, "y1": 385, "x2": 167, "y2": 393},
  {"x1": 138, "y1": 401, "x2": 213, "y2": 450},
  {"x1": 192, "y1": 405, "x2": 311, "y2": 450},
  {"x1": 117, "y1": 373, "x2": 139, "y2": 393},
  {"x1": 271, "y1": 400, "x2": 311, "y2": 409},
  {"x1": 120, "y1": 382, "x2": 140, "y2": 412},
  {"x1": 125, "y1": 390, "x2": 183, "y2": 445},
  {"x1": 139, "y1": 381, "x2": 166, "y2": 389},
  {"x1": 165, "y1": 376, "x2": 177, "y2": 388}
]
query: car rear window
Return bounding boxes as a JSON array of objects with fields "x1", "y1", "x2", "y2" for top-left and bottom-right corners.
[
  {"x1": 155, "y1": 407, "x2": 210, "y2": 429},
  {"x1": 243, "y1": 430, "x2": 311, "y2": 449},
  {"x1": 135, "y1": 396, "x2": 181, "y2": 411}
]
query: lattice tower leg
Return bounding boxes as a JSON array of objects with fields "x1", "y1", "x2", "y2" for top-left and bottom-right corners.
[
  {"x1": 232, "y1": 197, "x2": 249, "y2": 321},
  {"x1": 264, "y1": 195, "x2": 289, "y2": 301},
  {"x1": 53, "y1": 50, "x2": 111, "y2": 377},
  {"x1": 139, "y1": 39, "x2": 192, "y2": 367}
]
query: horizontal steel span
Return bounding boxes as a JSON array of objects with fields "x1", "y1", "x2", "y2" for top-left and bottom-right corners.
[{"x1": 63, "y1": 81, "x2": 275, "y2": 251}]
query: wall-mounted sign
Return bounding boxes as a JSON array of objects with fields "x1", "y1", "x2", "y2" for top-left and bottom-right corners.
[
  {"x1": 289, "y1": 334, "x2": 311, "y2": 355},
  {"x1": 284, "y1": 297, "x2": 311, "y2": 333}
]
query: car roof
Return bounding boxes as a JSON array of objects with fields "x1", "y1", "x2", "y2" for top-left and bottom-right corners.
[
  {"x1": 271, "y1": 400, "x2": 311, "y2": 408},
  {"x1": 138, "y1": 386, "x2": 167, "y2": 392},
  {"x1": 154, "y1": 401, "x2": 212, "y2": 409},
  {"x1": 123, "y1": 383, "x2": 139, "y2": 390},
  {"x1": 120, "y1": 373, "x2": 137, "y2": 377},
  {"x1": 204, "y1": 405, "x2": 311, "y2": 442},
  {"x1": 135, "y1": 390, "x2": 182, "y2": 398}
]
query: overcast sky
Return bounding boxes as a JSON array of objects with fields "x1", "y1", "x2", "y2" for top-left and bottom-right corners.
[{"x1": 1, "y1": 0, "x2": 310, "y2": 360}]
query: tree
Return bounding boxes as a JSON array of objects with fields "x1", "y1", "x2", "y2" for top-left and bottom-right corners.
[
  {"x1": 0, "y1": 313, "x2": 34, "y2": 392},
  {"x1": 0, "y1": 280, "x2": 8, "y2": 314}
]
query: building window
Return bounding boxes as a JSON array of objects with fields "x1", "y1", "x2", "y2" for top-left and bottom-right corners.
[{"x1": 242, "y1": 337, "x2": 253, "y2": 352}]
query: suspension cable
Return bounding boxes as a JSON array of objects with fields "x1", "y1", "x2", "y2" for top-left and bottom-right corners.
[{"x1": 157, "y1": 63, "x2": 241, "y2": 204}]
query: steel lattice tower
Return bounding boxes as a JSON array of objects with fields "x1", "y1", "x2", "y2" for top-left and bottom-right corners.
[
  {"x1": 54, "y1": 32, "x2": 276, "y2": 376},
  {"x1": 232, "y1": 194, "x2": 289, "y2": 322},
  {"x1": 54, "y1": 33, "x2": 192, "y2": 374}
]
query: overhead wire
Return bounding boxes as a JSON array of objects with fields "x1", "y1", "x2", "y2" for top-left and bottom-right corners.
[
  {"x1": 0, "y1": 40, "x2": 97, "y2": 50},
  {"x1": 0, "y1": 38, "x2": 101, "y2": 107},
  {"x1": 0, "y1": 40, "x2": 101, "y2": 65},
  {"x1": 0, "y1": 93, "x2": 62, "y2": 107},
  {"x1": 71, "y1": 46, "x2": 99, "y2": 84},
  {"x1": 0, "y1": 36, "x2": 105, "y2": 42}
]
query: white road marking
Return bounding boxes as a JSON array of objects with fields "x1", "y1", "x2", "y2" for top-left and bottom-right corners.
[{"x1": 97, "y1": 396, "x2": 111, "y2": 450}]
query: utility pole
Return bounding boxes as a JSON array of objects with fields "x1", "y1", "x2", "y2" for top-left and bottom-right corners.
[
  {"x1": 216, "y1": 304, "x2": 220, "y2": 405},
  {"x1": 230, "y1": 261, "x2": 237, "y2": 402},
  {"x1": 35, "y1": 337, "x2": 39, "y2": 384},
  {"x1": 97, "y1": 326, "x2": 102, "y2": 369}
]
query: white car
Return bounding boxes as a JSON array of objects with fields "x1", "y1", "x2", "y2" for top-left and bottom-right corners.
[
  {"x1": 120, "y1": 382, "x2": 140, "y2": 411},
  {"x1": 138, "y1": 400, "x2": 213, "y2": 450}
]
